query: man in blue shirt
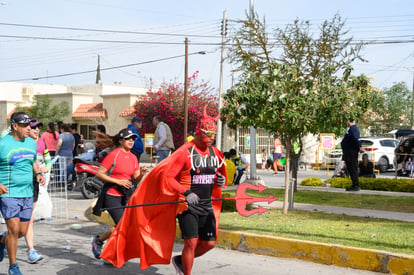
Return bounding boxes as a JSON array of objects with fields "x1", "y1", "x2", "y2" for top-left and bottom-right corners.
[
  {"x1": 128, "y1": 117, "x2": 144, "y2": 162},
  {"x1": 0, "y1": 111, "x2": 45, "y2": 275},
  {"x1": 341, "y1": 118, "x2": 361, "y2": 191}
]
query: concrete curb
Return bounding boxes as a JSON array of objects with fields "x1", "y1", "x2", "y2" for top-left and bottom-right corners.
[{"x1": 215, "y1": 229, "x2": 414, "y2": 275}]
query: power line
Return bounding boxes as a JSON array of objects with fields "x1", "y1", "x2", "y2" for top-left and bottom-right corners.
[
  {"x1": 0, "y1": 22, "x2": 221, "y2": 38},
  {"x1": 1, "y1": 34, "x2": 414, "y2": 46},
  {"x1": 1, "y1": 51, "x2": 207, "y2": 82},
  {"x1": 0, "y1": 34, "x2": 222, "y2": 45}
]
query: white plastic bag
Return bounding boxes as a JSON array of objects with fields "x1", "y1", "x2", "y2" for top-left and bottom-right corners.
[{"x1": 34, "y1": 173, "x2": 53, "y2": 220}]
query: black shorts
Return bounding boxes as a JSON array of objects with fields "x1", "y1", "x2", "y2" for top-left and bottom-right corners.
[
  {"x1": 33, "y1": 180, "x2": 39, "y2": 203},
  {"x1": 177, "y1": 211, "x2": 216, "y2": 241},
  {"x1": 103, "y1": 194, "x2": 125, "y2": 225}
]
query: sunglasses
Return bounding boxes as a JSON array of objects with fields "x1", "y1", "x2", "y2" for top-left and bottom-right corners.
[
  {"x1": 124, "y1": 136, "x2": 137, "y2": 141},
  {"x1": 18, "y1": 123, "x2": 30, "y2": 128},
  {"x1": 200, "y1": 129, "x2": 216, "y2": 137},
  {"x1": 30, "y1": 126, "x2": 40, "y2": 129}
]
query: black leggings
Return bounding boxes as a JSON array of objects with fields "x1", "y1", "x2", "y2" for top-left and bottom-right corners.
[{"x1": 103, "y1": 194, "x2": 125, "y2": 225}]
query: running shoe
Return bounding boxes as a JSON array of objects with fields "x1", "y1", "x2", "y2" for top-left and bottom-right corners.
[
  {"x1": 91, "y1": 235, "x2": 103, "y2": 259},
  {"x1": 0, "y1": 231, "x2": 7, "y2": 262},
  {"x1": 172, "y1": 255, "x2": 184, "y2": 275},
  {"x1": 8, "y1": 263, "x2": 22, "y2": 275},
  {"x1": 28, "y1": 248, "x2": 43, "y2": 264}
]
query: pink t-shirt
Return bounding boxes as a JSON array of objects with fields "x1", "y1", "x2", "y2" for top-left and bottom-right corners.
[{"x1": 41, "y1": 131, "x2": 59, "y2": 151}]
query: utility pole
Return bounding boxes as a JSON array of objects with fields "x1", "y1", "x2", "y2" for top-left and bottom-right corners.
[
  {"x1": 216, "y1": 10, "x2": 227, "y2": 150},
  {"x1": 183, "y1": 38, "x2": 189, "y2": 144},
  {"x1": 249, "y1": 0, "x2": 258, "y2": 180},
  {"x1": 411, "y1": 70, "x2": 414, "y2": 129}
]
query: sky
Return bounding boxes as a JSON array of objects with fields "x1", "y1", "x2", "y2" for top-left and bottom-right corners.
[{"x1": 1, "y1": 0, "x2": 414, "y2": 95}]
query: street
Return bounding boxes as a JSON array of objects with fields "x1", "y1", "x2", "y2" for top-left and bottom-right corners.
[
  {"x1": 0, "y1": 168, "x2": 402, "y2": 274},
  {"x1": 3, "y1": 212, "x2": 381, "y2": 275},
  {"x1": 0, "y1": 174, "x2": 386, "y2": 275}
]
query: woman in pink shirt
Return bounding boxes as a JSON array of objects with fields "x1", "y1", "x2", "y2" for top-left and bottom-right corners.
[{"x1": 41, "y1": 122, "x2": 59, "y2": 157}]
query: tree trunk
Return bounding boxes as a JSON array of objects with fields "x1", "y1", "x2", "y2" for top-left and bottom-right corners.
[
  {"x1": 282, "y1": 137, "x2": 292, "y2": 214},
  {"x1": 291, "y1": 154, "x2": 298, "y2": 192}
]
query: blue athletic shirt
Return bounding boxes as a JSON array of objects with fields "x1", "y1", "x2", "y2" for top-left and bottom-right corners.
[{"x1": 0, "y1": 133, "x2": 37, "y2": 198}]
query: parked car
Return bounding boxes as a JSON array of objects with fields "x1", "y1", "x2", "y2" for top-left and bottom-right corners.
[
  {"x1": 359, "y1": 137, "x2": 399, "y2": 173},
  {"x1": 322, "y1": 144, "x2": 342, "y2": 166},
  {"x1": 394, "y1": 134, "x2": 414, "y2": 176}
]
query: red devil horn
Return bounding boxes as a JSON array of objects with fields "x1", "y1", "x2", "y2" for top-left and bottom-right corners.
[
  {"x1": 214, "y1": 112, "x2": 220, "y2": 122},
  {"x1": 203, "y1": 105, "x2": 208, "y2": 118}
]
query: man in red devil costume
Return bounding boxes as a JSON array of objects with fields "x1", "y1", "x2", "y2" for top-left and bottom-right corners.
[{"x1": 100, "y1": 106, "x2": 226, "y2": 275}]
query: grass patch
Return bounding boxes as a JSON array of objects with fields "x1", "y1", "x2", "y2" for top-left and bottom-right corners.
[
  {"x1": 223, "y1": 188, "x2": 414, "y2": 213},
  {"x1": 219, "y1": 209, "x2": 414, "y2": 255}
]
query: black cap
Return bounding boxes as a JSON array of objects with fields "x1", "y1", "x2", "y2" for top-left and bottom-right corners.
[
  {"x1": 30, "y1": 120, "x2": 43, "y2": 127},
  {"x1": 10, "y1": 112, "x2": 34, "y2": 124},
  {"x1": 119, "y1": 128, "x2": 138, "y2": 139}
]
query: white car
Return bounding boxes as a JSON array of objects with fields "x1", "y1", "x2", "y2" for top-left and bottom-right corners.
[
  {"x1": 322, "y1": 144, "x2": 342, "y2": 166},
  {"x1": 359, "y1": 137, "x2": 399, "y2": 173}
]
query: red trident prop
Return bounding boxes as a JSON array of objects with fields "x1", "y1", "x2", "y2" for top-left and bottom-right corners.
[
  {"x1": 101, "y1": 182, "x2": 278, "y2": 217},
  {"x1": 235, "y1": 182, "x2": 278, "y2": 216}
]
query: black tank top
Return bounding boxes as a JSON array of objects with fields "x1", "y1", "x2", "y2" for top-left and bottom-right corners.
[{"x1": 187, "y1": 146, "x2": 218, "y2": 215}]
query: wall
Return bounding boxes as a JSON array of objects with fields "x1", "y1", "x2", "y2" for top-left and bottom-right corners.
[{"x1": 101, "y1": 93, "x2": 141, "y2": 134}]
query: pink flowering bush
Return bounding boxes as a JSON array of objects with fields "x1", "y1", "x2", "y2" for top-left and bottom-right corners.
[{"x1": 134, "y1": 72, "x2": 219, "y2": 148}]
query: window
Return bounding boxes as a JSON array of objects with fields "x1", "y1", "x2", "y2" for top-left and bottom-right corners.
[
  {"x1": 80, "y1": 124, "x2": 97, "y2": 141},
  {"x1": 380, "y1": 139, "x2": 394, "y2": 147}
]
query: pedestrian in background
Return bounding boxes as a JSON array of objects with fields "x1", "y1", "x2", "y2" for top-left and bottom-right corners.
[
  {"x1": 24, "y1": 119, "x2": 50, "y2": 264},
  {"x1": 0, "y1": 111, "x2": 45, "y2": 275},
  {"x1": 97, "y1": 124, "x2": 106, "y2": 134},
  {"x1": 56, "y1": 123, "x2": 75, "y2": 183},
  {"x1": 261, "y1": 149, "x2": 268, "y2": 169},
  {"x1": 57, "y1": 121, "x2": 64, "y2": 134},
  {"x1": 70, "y1": 123, "x2": 82, "y2": 157},
  {"x1": 229, "y1": 148, "x2": 249, "y2": 185},
  {"x1": 152, "y1": 116, "x2": 175, "y2": 163},
  {"x1": 41, "y1": 122, "x2": 59, "y2": 157},
  {"x1": 128, "y1": 117, "x2": 144, "y2": 162},
  {"x1": 358, "y1": 153, "x2": 376, "y2": 178},
  {"x1": 223, "y1": 152, "x2": 236, "y2": 186},
  {"x1": 272, "y1": 135, "x2": 283, "y2": 174},
  {"x1": 341, "y1": 118, "x2": 361, "y2": 191}
]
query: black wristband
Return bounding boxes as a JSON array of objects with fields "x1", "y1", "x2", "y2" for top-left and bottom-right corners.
[
  {"x1": 183, "y1": 190, "x2": 192, "y2": 196},
  {"x1": 36, "y1": 172, "x2": 43, "y2": 177}
]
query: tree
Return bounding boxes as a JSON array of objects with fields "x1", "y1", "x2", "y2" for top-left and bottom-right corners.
[
  {"x1": 382, "y1": 82, "x2": 411, "y2": 130},
  {"x1": 222, "y1": 14, "x2": 373, "y2": 213},
  {"x1": 134, "y1": 71, "x2": 218, "y2": 148},
  {"x1": 16, "y1": 95, "x2": 70, "y2": 128}
]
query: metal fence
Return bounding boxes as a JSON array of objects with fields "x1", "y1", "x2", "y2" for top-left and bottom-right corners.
[
  {"x1": 237, "y1": 128, "x2": 274, "y2": 155},
  {"x1": 47, "y1": 156, "x2": 69, "y2": 221}
]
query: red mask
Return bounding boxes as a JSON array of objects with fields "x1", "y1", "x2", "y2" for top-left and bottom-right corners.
[{"x1": 195, "y1": 105, "x2": 219, "y2": 137}]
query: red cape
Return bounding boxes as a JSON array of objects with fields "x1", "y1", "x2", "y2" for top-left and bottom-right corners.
[{"x1": 100, "y1": 143, "x2": 226, "y2": 269}]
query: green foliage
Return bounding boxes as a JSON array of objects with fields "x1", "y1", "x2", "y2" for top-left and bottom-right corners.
[
  {"x1": 223, "y1": 13, "x2": 377, "y2": 210},
  {"x1": 324, "y1": 177, "x2": 414, "y2": 192},
  {"x1": 378, "y1": 82, "x2": 412, "y2": 132},
  {"x1": 300, "y1": 177, "x2": 322, "y2": 186},
  {"x1": 223, "y1": 14, "x2": 374, "y2": 141},
  {"x1": 324, "y1": 177, "x2": 352, "y2": 188},
  {"x1": 16, "y1": 95, "x2": 70, "y2": 127}
]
